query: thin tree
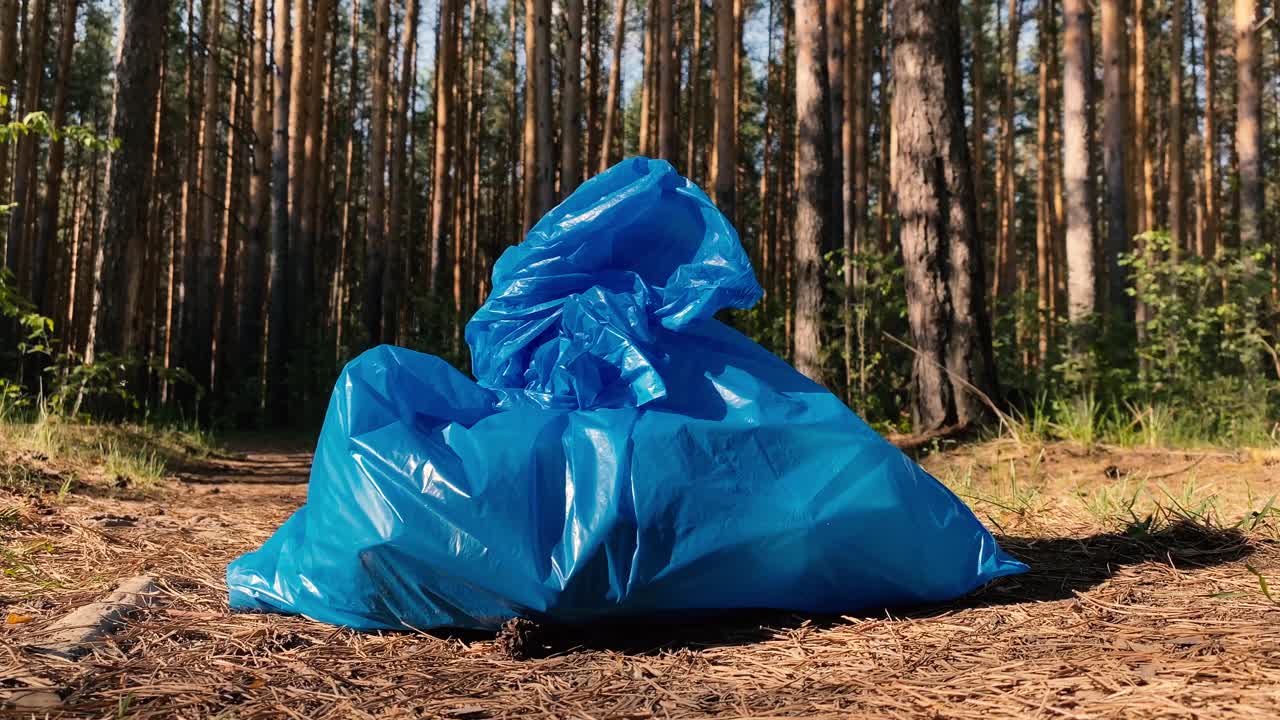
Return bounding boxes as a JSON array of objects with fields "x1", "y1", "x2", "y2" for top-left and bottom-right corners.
[
  {"x1": 792, "y1": 0, "x2": 828, "y2": 383},
  {"x1": 530, "y1": 0, "x2": 553, "y2": 216},
  {"x1": 599, "y1": 0, "x2": 625, "y2": 172},
  {"x1": 639, "y1": 0, "x2": 653, "y2": 155},
  {"x1": 655, "y1": 0, "x2": 674, "y2": 159},
  {"x1": 685, "y1": 0, "x2": 701, "y2": 174},
  {"x1": 562, "y1": 0, "x2": 583, "y2": 189},
  {"x1": 365, "y1": 0, "x2": 389, "y2": 343},
  {"x1": 712, "y1": 0, "x2": 735, "y2": 220},
  {"x1": 1062, "y1": 0, "x2": 1097, "y2": 322},
  {"x1": 33, "y1": 0, "x2": 79, "y2": 312},
  {"x1": 1035, "y1": 0, "x2": 1051, "y2": 360},
  {"x1": 825, "y1": 0, "x2": 843, "y2": 255},
  {"x1": 430, "y1": 0, "x2": 457, "y2": 282},
  {"x1": 386, "y1": 0, "x2": 417, "y2": 340},
  {"x1": 0, "y1": 0, "x2": 21, "y2": 230},
  {"x1": 297, "y1": 0, "x2": 333, "y2": 342},
  {"x1": 287, "y1": 0, "x2": 309, "y2": 247},
  {"x1": 267, "y1": 0, "x2": 293, "y2": 420},
  {"x1": 1100, "y1": 0, "x2": 1128, "y2": 312},
  {"x1": 1234, "y1": 0, "x2": 1261, "y2": 248},
  {"x1": 192, "y1": 0, "x2": 224, "y2": 392},
  {"x1": 1169, "y1": 0, "x2": 1185, "y2": 253},
  {"x1": 993, "y1": 0, "x2": 1020, "y2": 299},
  {"x1": 237, "y1": 0, "x2": 270, "y2": 419},
  {"x1": 1201, "y1": 0, "x2": 1217, "y2": 258},
  {"x1": 1136, "y1": 0, "x2": 1154, "y2": 232},
  {"x1": 891, "y1": 0, "x2": 998, "y2": 431},
  {"x1": 6, "y1": 0, "x2": 47, "y2": 274}
]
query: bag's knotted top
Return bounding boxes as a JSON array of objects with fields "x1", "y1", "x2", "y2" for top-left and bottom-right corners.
[{"x1": 465, "y1": 158, "x2": 763, "y2": 410}]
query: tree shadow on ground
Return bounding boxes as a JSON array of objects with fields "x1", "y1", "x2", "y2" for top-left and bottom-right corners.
[{"x1": 493, "y1": 521, "x2": 1261, "y2": 658}]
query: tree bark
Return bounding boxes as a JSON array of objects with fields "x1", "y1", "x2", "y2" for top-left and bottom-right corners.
[
  {"x1": 267, "y1": 0, "x2": 292, "y2": 419},
  {"x1": 562, "y1": 0, "x2": 583, "y2": 189},
  {"x1": 639, "y1": 0, "x2": 653, "y2": 156},
  {"x1": 33, "y1": 0, "x2": 78, "y2": 314},
  {"x1": 825, "y1": 0, "x2": 844, "y2": 257},
  {"x1": 993, "y1": 0, "x2": 1019, "y2": 300},
  {"x1": 0, "y1": 0, "x2": 19, "y2": 221},
  {"x1": 1200, "y1": 0, "x2": 1217, "y2": 258},
  {"x1": 891, "y1": 0, "x2": 997, "y2": 432},
  {"x1": 792, "y1": 0, "x2": 827, "y2": 384},
  {"x1": 90, "y1": 0, "x2": 168, "y2": 359},
  {"x1": 237, "y1": 0, "x2": 270, "y2": 420},
  {"x1": 531, "y1": 0, "x2": 553, "y2": 216},
  {"x1": 1100, "y1": 0, "x2": 1129, "y2": 313},
  {"x1": 385, "y1": 0, "x2": 417, "y2": 341},
  {"x1": 655, "y1": 0, "x2": 674, "y2": 160},
  {"x1": 192, "y1": 0, "x2": 223, "y2": 393},
  {"x1": 1169, "y1": 0, "x2": 1185, "y2": 255},
  {"x1": 1062, "y1": 0, "x2": 1097, "y2": 322},
  {"x1": 365, "y1": 0, "x2": 389, "y2": 344},
  {"x1": 287, "y1": 0, "x2": 309, "y2": 251},
  {"x1": 430, "y1": 0, "x2": 457, "y2": 282},
  {"x1": 1035, "y1": 0, "x2": 1051, "y2": 361},
  {"x1": 712, "y1": 0, "x2": 735, "y2": 220},
  {"x1": 599, "y1": 0, "x2": 625, "y2": 172},
  {"x1": 5, "y1": 0, "x2": 46, "y2": 276},
  {"x1": 1234, "y1": 0, "x2": 1261, "y2": 248},
  {"x1": 685, "y1": 0, "x2": 701, "y2": 175},
  {"x1": 297, "y1": 0, "x2": 333, "y2": 345}
]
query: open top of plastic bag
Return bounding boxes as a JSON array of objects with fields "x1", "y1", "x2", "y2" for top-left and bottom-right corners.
[{"x1": 227, "y1": 158, "x2": 1026, "y2": 631}]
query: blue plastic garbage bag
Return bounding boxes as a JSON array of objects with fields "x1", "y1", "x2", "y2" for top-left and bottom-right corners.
[{"x1": 227, "y1": 157, "x2": 1026, "y2": 631}]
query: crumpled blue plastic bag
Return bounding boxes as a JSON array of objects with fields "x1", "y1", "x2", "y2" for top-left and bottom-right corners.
[{"x1": 227, "y1": 157, "x2": 1026, "y2": 630}]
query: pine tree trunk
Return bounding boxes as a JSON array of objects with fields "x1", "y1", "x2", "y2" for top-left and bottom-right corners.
[
  {"x1": 655, "y1": 0, "x2": 674, "y2": 160},
  {"x1": 1234, "y1": 0, "x2": 1261, "y2": 248},
  {"x1": 237, "y1": 0, "x2": 270, "y2": 421},
  {"x1": 970, "y1": 0, "x2": 985, "y2": 239},
  {"x1": 1062, "y1": 0, "x2": 1097, "y2": 322},
  {"x1": 562, "y1": 0, "x2": 583, "y2": 189},
  {"x1": 1035, "y1": 0, "x2": 1051, "y2": 361},
  {"x1": 213, "y1": 26, "x2": 244, "y2": 395},
  {"x1": 365, "y1": 0, "x2": 390, "y2": 344},
  {"x1": 1201, "y1": 0, "x2": 1217, "y2": 258},
  {"x1": 685, "y1": 0, "x2": 701, "y2": 175},
  {"x1": 600, "y1": 0, "x2": 625, "y2": 172},
  {"x1": 33, "y1": 0, "x2": 78, "y2": 314},
  {"x1": 1101, "y1": 0, "x2": 1129, "y2": 313},
  {"x1": 792, "y1": 0, "x2": 827, "y2": 384},
  {"x1": 5, "y1": 0, "x2": 46, "y2": 276},
  {"x1": 531, "y1": 0, "x2": 553, "y2": 216},
  {"x1": 891, "y1": 0, "x2": 997, "y2": 432},
  {"x1": 192, "y1": 0, "x2": 223, "y2": 393},
  {"x1": 287, "y1": 0, "x2": 310, "y2": 250},
  {"x1": 431, "y1": 0, "x2": 458, "y2": 282},
  {"x1": 0, "y1": 0, "x2": 19, "y2": 218},
  {"x1": 385, "y1": 0, "x2": 417, "y2": 340},
  {"x1": 267, "y1": 0, "x2": 292, "y2": 419},
  {"x1": 712, "y1": 0, "x2": 735, "y2": 220},
  {"x1": 1169, "y1": 0, "x2": 1185, "y2": 255},
  {"x1": 825, "y1": 0, "x2": 843, "y2": 258},
  {"x1": 296, "y1": 0, "x2": 333, "y2": 346},
  {"x1": 90, "y1": 0, "x2": 168, "y2": 359},
  {"x1": 993, "y1": 0, "x2": 1019, "y2": 300},
  {"x1": 1135, "y1": 0, "x2": 1154, "y2": 232},
  {"x1": 585, "y1": 0, "x2": 602, "y2": 176}
]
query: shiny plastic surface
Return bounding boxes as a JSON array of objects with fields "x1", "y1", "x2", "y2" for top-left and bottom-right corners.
[{"x1": 226, "y1": 157, "x2": 1027, "y2": 630}]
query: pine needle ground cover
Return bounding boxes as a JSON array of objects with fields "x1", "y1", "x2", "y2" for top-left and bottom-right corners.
[{"x1": 2, "y1": 438, "x2": 1280, "y2": 719}]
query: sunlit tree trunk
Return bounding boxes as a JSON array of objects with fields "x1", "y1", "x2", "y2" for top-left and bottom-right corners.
[
  {"x1": 237, "y1": 0, "x2": 270, "y2": 421},
  {"x1": 713, "y1": 0, "x2": 735, "y2": 220},
  {"x1": 599, "y1": 0, "x2": 625, "y2": 172},
  {"x1": 892, "y1": 0, "x2": 997, "y2": 431},
  {"x1": 1169, "y1": 0, "x2": 1185, "y2": 256},
  {"x1": 33, "y1": 0, "x2": 78, "y2": 314},
  {"x1": 656, "y1": 0, "x2": 675, "y2": 160},
  {"x1": 1062, "y1": 0, "x2": 1097, "y2": 322},
  {"x1": 1234, "y1": 0, "x2": 1261, "y2": 248},
  {"x1": 365, "y1": 0, "x2": 389, "y2": 344},
  {"x1": 5, "y1": 0, "x2": 46, "y2": 275},
  {"x1": 385, "y1": 0, "x2": 417, "y2": 341},
  {"x1": 0, "y1": 0, "x2": 19, "y2": 219},
  {"x1": 792, "y1": 0, "x2": 828, "y2": 384},
  {"x1": 1035, "y1": 0, "x2": 1051, "y2": 362},
  {"x1": 993, "y1": 0, "x2": 1019, "y2": 300},
  {"x1": 1100, "y1": 0, "x2": 1129, "y2": 314},
  {"x1": 1200, "y1": 0, "x2": 1218, "y2": 258}
]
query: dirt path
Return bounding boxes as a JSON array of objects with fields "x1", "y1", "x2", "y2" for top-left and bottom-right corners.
[{"x1": 3, "y1": 443, "x2": 1280, "y2": 718}]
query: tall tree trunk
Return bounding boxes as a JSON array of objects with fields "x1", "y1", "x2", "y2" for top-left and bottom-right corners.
[
  {"x1": 193, "y1": 0, "x2": 224, "y2": 394},
  {"x1": 431, "y1": 0, "x2": 457, "y2": 282},
  {"x1": 599, "y1": 0, "x2": 625, "y2": 172},
  {"x1": 1135, "y1": 0, "x2": 1154, "y2": 232},
  {"x1": 506, "y1": 0, "x2": 519, "y2": 239},
  {"x1": 33, "y1": 0, "x2": 78, "y2": 314},
  {"x1": 1035, "y1": 0, "x2": 1051, "y2": 361},
  {"x1": 385, "y1": 0, "x2": 417, "y2": 340},
  {"x1": 6, "y1": 0, "x2": 46, "y2": 276},
  {"x1": 1234, "y1": 0, "x2": 1261, "y2": 248},
  {"x1": 712, "y1": 0, "x2": 735, "y2": 220},
  {"x1": 237, "y1": 0, "x2": 270, "y2": 421},
  {"x1": 1062, "y1": 0, "x2": 1097, "y2": 322},
  {"x1": 685, "y1": 0, "x2": 701, "y2": 175},
  {"x1": 89, "y1": 0, "x2": 168, "y2": 360},
  {"x1": 585, "y1": 0, "x2": 602, "y2": 174},
  {"x1": 1169, "y1": 0, "x2": 1185, "y2": 255},
  {"x1": 267, "y1": 0, "x2": 292, "y2": 420},
  {"x1": 1101, "y1": 0, "x2": 1129, "y2": 313},
  {"x1": 287, "y1": 0, "x2": 309, "y2": 251},
  {"x1": 531, "y1": 0, "x2": 553, "y2": 216},
  {"x1": 296, "y1": 0, "x2": 333, "y2": 347},
  {"x1": 213, "y1": 22, "x2": 245, "y2": 395},
  {"x1": 792, "y1": 0, "x2": 828, "y2": 384},
  {"x1": 562, "y1": 0, "x2": 583, "y2": 189},
  {"x1": 993, "y1": 0, "x2": 1019, "y2": 299},
  {"x1": 970, "y1": 0, "x2": 985, "y2": 238},
  {"x1": 825, "y1": 0, "x2": 843, "y2": 257},
  {"x1": 365, "y1": 0, "x2": 389, "y2": 344},
  {"x1": 891, "y1": 0, "x2": 998, "y2": 432},
  {"x1": 1201, "y1": 0, "x2": 1217, "y2": 258},
  {"x1": 639, "y1": 0, "x2": 653, "y2": 156},
  {"x1": 0, "y1": 0, "x2": 19, "y2": 221},
  {"x1": 655, "y1": 0, "x2": 674, "y2": 159}
]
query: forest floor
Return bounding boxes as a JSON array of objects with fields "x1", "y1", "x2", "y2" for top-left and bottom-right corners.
[{"x1": 2, "y1": 429, "x2": 1280, "y2": 719}]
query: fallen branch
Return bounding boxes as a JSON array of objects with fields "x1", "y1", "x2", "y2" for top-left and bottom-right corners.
[{"x1": 25, "y1": 575, "x2": 158, "y2": 661}]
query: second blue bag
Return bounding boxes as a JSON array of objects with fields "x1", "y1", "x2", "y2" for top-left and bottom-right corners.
[{"x1": 226, "y1": 157, "x2": 1027, "y2": 630}]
